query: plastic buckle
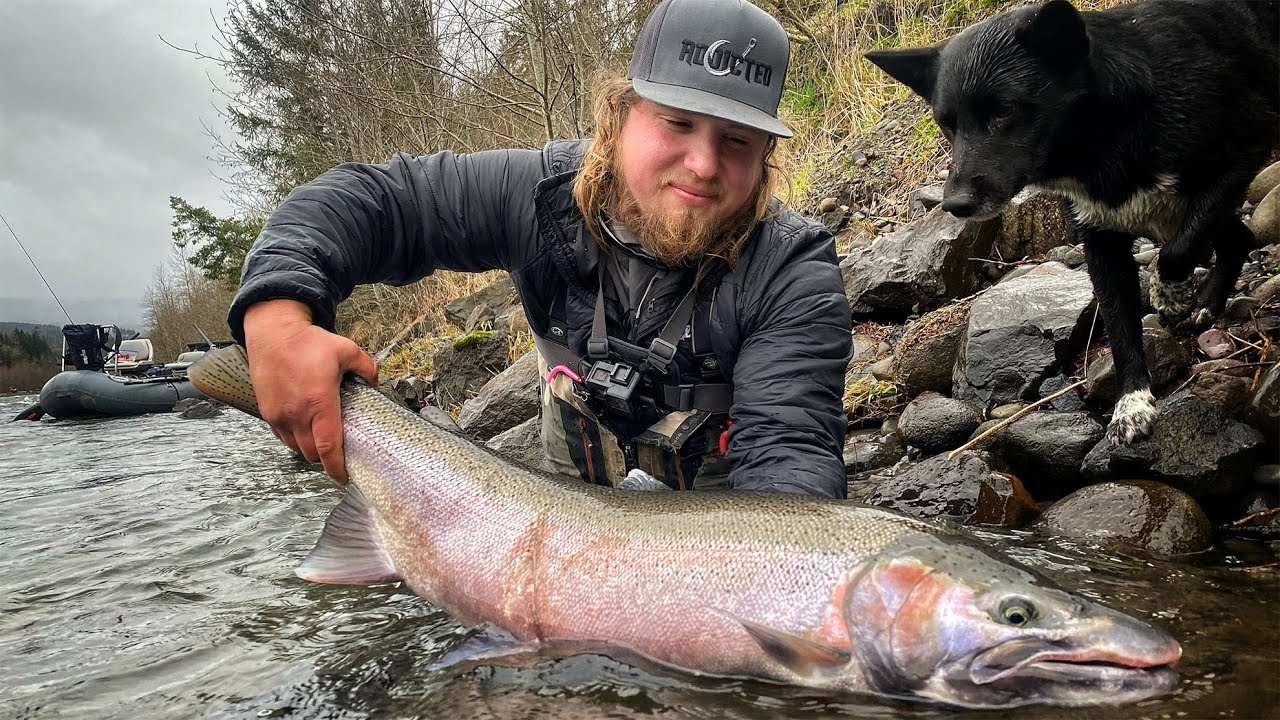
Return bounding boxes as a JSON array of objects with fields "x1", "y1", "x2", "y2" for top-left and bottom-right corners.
[
  {"x1": 647, "y1": 338, "x2": 678, "y2": 372},
  {"x1": 669, "y1": 385, "x2": 695, "y2": 411},
  {"x1": 587, "y1": 338, "x2": 609, "y2": 358}
]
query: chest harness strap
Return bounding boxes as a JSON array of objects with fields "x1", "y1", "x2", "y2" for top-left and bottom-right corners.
[{"x1": 534, "y1": 262, "x2": 733, "y2": 414}]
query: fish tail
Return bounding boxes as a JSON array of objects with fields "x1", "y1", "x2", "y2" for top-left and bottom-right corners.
[{"x1": 187, "y1": 345, "x2": 262, "y2": 419}]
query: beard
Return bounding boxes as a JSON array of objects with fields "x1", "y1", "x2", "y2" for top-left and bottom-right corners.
[{"x1": 612, "y1": 174, "x2": 760, "y2": 266}]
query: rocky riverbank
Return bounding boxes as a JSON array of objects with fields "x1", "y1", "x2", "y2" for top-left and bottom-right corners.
[{"x1": 381, "y1": 159, "x2": 1280, "y2": 559}]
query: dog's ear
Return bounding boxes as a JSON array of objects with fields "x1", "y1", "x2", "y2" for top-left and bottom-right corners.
[
  {"x1": 864, "y1": 46, "x2": 942, "y2": 103},
  {"x1": 1018, "y1": 0, "x2": 1089, "y2": 74}
]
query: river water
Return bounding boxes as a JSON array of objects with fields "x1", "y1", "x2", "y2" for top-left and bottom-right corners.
[{"x1": 1, "y1": 392, "x2": 1277, "y2": 720}]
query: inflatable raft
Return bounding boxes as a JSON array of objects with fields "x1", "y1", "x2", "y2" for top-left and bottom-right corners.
[{"x1": 38, "y1": 370, "x2": 208, "y2": 419}]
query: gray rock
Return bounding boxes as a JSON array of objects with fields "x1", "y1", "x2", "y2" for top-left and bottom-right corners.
[
  {"x1": 1044, "y1": 245, "x2": 1074, "y2": 264},
  {"x1": 1245, "y1": 363, "x2": 1280, "y2": 461},
  {"x1": 456, "y1": 350, "x2": 539, "y2": 441},
  {"x1": 431, "y1": 330, "x2": 512, "y2": 410},
  {"x1": 1249, "y1": 184, "x2": 1280, "y2": 246},
  {"x1": 843, "y1": 428, "x2": 906, "y2": 473},
  {"x1": 1133, "y1": 249, "x2": 1158, "y2": 265},
  {"x1": 172, "y1": 398, "x2": 204, "y2": 412},
  {"x1": 1196, "y1": 328, "x2": 1234, "y2": 360},
  {"x1": 867, "y1": 451, "x2": 1039, "y2": 527},
  {"x1": 892, "y1": 302, "x2": 970, "y2": 396},
  {"x1": 1037, "y1": 374, "x2": 1088, "y2": 412},
  {"x1": 985, "y1": 411, "x2": 1105, "y2": 496},
  {"x1": 1252, "y1": 275, "x2": 1280, "y2": 306},
  {"x1": 989, "y1": 403, "x2": 1026, "y2": 419},
  {"x1": 1085, "y1": 322, "x2": 1188, "y2": 403},
  {"x1": 997, "y1": 264, "x2": 1036, "y2": 285},
  {"x1": 1189, "y1": 367, "x2": 1252, "y2": 416},
  {"x1": 821, "y1": 209, "x2": 850, "y2": 235},
  {"x1": 177, "y1": 400, "x2": 222, "y2": 419},
  {"x1": 1224, "y1": 295, "x2": 1260, "y2": 320},
  {"x1": 1246, "y1": 161, "x2": 1280, "y2": 205},
  {"x1": 868, "y1": 356, "x2": 896, "y2": 380},
  {"x1": 913, "y1": 184, "x2": 945, "y2": 209},
  {"x1": 485, "y1": 416, "x2": 551, "y2": 472},
  {"x1": 954, "y1": 262, "x2": 1096, "y2": 407},
  {"x1": 443, "y1": 274, "x2": 518, "y2": 330},
  {"x1": 851, "y1": 333, "x2": 883, "y2": 362},
  {"x1": 898, "y1": 393, "x2": 982, "y2": 454},
  {"x1": 1253, "y1": 464, "x2": 1280, "y2": 487},
  {"x1": 1034, "y1": 481, "x2": 1212, "y2": 556},
  {"x1": 390, "y1": 375, "x2": 430, "y2": 408},
  {"x1": 1083, "y1": 390, "x2": 1265, "y2": 503},
  {"x1": 841, "y1": 207, "x2": 999, "y2": 318}
]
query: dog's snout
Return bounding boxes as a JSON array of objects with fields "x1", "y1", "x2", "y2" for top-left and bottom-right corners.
[{"x1": 941, "y1": 193, "x2": 980, "y2": 218}]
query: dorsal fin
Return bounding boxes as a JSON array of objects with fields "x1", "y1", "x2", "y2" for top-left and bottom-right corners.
[
  {"x1": 711, "y1": 608, "x2": 851, "y2": 675},
  {"x1": 296, "y1": 483, "x2": 401, "y2": 584}
]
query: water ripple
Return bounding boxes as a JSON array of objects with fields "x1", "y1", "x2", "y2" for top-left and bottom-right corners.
[{"x1": 0, "y1": 393, "x2": 1276, "y2": 720}]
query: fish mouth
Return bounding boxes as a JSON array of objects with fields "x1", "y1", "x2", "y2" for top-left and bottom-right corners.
[{"x1": 963, "y1": 638, "x2": 1181, "y2": 704}]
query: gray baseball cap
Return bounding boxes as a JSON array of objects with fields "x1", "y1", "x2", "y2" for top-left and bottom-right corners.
[{"x1": 627, "y1": 0, "x2": 792, "y2": 138}]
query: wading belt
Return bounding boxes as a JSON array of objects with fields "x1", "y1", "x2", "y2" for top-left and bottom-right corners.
[{"x1": 531, "y1": 263, "x2": 733, "y2": 414}]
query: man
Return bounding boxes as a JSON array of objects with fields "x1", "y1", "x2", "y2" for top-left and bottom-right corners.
[{"x1": 230, "y1": 0, "x2": 853, "y2": 497}]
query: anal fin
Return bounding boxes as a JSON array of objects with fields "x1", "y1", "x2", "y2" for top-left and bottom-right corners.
[{"x1": 296, "y1": 483, "x2": 401, "y2": 584}]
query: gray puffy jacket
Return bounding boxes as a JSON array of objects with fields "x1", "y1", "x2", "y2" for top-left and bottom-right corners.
[{"x1": 229, "y1": 139, "x2": 853, "y2": 497}]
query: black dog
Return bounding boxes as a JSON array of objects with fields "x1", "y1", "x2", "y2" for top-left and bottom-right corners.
[{"x1": 866, "y1": 0, "x2": 1279, "y2": 444}]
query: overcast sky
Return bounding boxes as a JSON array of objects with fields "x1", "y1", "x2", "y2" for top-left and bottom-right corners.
[{"x1": 0, "y1": 0, "x2": 235, "y2": 328}]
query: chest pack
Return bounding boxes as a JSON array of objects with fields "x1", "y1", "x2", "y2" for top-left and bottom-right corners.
[{"x1": 532, "y1": 261, "x2": 733, "y2": 427}]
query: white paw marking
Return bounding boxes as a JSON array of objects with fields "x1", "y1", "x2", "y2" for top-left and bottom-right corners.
[{"x1": 1107, "y1": 389, "x2": 1157, "y2": 445}]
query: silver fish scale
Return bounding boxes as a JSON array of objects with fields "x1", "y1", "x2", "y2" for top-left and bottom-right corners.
[{"x1": 339, "y1": 380, "x2": 932, "y2": 555}]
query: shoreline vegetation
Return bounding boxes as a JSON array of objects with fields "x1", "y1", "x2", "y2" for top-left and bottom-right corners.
[{"x1": 136, "y1": 0, "x2": 1126, "y2": 375}]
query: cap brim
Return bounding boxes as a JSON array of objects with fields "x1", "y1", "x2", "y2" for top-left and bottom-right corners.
[{"x1": 632, "y1": 78, "x2": 793, "y2": 138}]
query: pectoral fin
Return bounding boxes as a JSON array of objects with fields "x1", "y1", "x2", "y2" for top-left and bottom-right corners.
[
  {"x1": 296, "y1": 483, "x2": 401, "y2": 584},
  {"x1": 711, "y1": 608, "x2": 851, "y2": 674}
]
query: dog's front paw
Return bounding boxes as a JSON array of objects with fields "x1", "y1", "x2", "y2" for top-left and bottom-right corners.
[
  {"x1": 1187, "y1": 307, "x2": 1215, "y2": 330},
  {"x1": 1148, "y1": 270, "x2": 1197, "y2": 327},
  {"x1": 1106, "y1": 389, "x2": 1157, "y2": 445}
]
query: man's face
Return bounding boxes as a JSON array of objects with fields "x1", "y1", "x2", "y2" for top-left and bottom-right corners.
[{"x1": 614, "y1": 98, "x2": 769, "y2": 264}]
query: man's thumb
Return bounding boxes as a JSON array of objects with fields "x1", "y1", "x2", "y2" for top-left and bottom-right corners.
[{"x1": 341, "y1": 344, "x2": 379, "y2": 386}]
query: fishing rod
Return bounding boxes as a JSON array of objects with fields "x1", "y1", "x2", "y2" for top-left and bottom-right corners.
[{"x1": 1, "y1": 209, "x2": 74, "y2": 324}]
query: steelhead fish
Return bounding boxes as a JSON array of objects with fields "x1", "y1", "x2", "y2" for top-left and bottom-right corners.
[{"x1": 189, "y1": 345, "x2": 1181, "y2": 708}]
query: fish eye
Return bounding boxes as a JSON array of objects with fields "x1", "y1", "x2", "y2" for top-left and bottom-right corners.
[{"x1": 999, "y1": 597, "x2": 1036, "y2": 626}]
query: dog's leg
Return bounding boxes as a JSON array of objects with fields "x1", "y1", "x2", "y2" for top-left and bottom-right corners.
[
  {"x1": 1191, "y1": 214, "x2": 1254, "y2": 327},
  {"x1": 1151, "y1": 175, "x2": 1254, "y2": 327},
  {"x1": 1083, "y1": 226, "x2": 1157, "y2": 445}
]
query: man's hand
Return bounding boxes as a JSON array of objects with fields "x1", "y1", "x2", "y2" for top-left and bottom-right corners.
[{"x1": 242, "y1": 299, "x2": 379, "y2": 483}]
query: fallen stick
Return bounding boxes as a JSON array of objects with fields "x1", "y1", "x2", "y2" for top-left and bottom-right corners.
[
  {"x1": 948, "y1": 378, "x2": 1088, "y2": 459},
  {"x1": 1231, "y1": 506, "x2": 1280, "y2": 526}
]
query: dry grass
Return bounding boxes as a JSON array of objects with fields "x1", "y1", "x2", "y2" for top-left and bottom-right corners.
[
  {"x1": 0, "y1": 361, "x2": 58, "y2": 393},
  {"x1": 337, "y1": 269, "x2": 504, "y2": 353}
]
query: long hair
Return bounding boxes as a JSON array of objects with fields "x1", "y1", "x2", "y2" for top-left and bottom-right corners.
[{"x1": 572, "y1": 77, "x2": 788, "y2": 269}]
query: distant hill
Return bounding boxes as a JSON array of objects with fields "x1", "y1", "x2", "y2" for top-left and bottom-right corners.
[
  {"x1": 0, "y1": 322, "x2": 62, "y2": 350},
  {"x1": 0, "y1": 322, "x2": 145, "y2": 354}
]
